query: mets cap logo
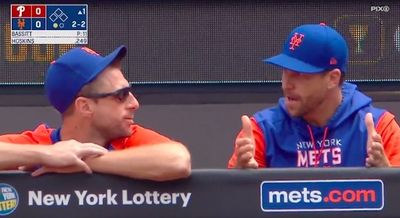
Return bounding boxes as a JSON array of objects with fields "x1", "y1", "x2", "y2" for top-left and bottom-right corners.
[
  {"x1": 81, "y1": 47, "x2": 100, "y2": 56},
  {"x1": 289, "y1": 32, "x2": 304, "y2": 50},
  {"x1": 0, "y1": 183, "x2": 19, "y2": 216}
]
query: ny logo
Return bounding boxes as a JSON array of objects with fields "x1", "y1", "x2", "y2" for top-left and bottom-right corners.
[
  {"x1": 81, "y1": 47, "x2": 100, "y2": 56},
  {"x1": 17, "y1": 18, "x2": 25, "y2": 30},
  {"x1": 289, "y1": 33, "x2": 304, "y2": 50}
]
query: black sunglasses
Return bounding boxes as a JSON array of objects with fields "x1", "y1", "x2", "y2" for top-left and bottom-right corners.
[{"x1": 81, "y1": 86, "x2": 132, "y2": 102}]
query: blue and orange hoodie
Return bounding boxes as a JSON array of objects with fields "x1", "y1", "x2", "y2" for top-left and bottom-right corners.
[{"x1": 228, "y1": 82, "x2": 400, "y2": 167}]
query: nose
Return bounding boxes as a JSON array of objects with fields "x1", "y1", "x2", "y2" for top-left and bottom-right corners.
[{"x1": 127, "y1": 92, "x2": 140, "y2": 110}]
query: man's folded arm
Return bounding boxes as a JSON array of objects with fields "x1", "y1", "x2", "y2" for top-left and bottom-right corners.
[{"x1": 85, "y1": 141, "x2": 191, "y2": 181}]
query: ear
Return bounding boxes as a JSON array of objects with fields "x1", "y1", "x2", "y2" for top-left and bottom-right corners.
[
  {"x1": 327, "y1": 69, "x2": 341, "y2": 89},
  {"x1": 74, "y1": 97, "x2": 95, "y2": 117},
  {"x1": 111, "y1": 59, "x2": 122, "y2": 69}
]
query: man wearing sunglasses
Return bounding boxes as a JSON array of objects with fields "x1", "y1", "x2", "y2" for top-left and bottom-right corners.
[{"x1": 0, "y1": 45, "x2": 191, "y2": 181}]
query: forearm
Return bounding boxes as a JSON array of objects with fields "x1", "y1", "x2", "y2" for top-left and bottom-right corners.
[
  {"x1": 86, "y1": 142, "x2": 191, "y2": 181},
  {"x1": 0, "y1": 143, "x2": 48, "y2": 169}
]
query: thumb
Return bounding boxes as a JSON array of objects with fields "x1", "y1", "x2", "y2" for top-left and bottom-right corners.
[
  {"x1": 76, "y1": 159, "x2": 93, "y2": 174},
  {"x1": 241, "y1": 115, "x2": 254, "y2": 139},
  {"x1": 365, "y1": 113, "x2": 377, "y2": 137}
]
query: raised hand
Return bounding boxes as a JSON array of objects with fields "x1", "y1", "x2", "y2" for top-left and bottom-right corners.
[
  {"x1": 365, "y1": 113, "x2": 390, "y2": 167},
  {"x1": 234, "y1": 115, "x2": 258, "y2": 169}
]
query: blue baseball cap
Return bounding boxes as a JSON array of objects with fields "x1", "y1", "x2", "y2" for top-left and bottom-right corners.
[
  {"x1": 264, "y1": 23, "x2": 348, "y2": 74},
  {"x1": 45, "y1": 45, "x2": 127, "y2": 113}
]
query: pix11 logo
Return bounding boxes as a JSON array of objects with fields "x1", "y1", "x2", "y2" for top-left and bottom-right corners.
[
  {"x1": 0, "y1": 184, "x2": 18, "y2": 216},
  {"x1": 260, "y1": 179, "x2": 383, "y2": 212},
  {"x1": 370, "y1": 5, "x2": 390, "y2": 12}
]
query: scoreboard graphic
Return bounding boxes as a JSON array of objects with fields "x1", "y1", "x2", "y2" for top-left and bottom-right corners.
[{"x1": 10, "y1": 4, "x2": 88, "y2": 44}]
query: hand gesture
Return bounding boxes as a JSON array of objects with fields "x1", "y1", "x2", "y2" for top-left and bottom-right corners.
[
  {"x1": 365, "y1": 113, "x2": 390, "y2": 167},
  {"x1": 234, "y1": 115, "x2": 258, "y2": 169},
  {"x1": 26, "y1": 140, "x2": 107, "y2": 176}
]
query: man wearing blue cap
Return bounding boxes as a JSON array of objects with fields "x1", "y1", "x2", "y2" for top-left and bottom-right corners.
[
  {"x1": 228, "y1": 23, "x2": 400, "y2": 168},
  {"x1": 0, "y1": 46, "x2": 191, "y2": 181}
]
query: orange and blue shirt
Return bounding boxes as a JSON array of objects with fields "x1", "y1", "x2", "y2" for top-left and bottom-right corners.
[
  {"x1": 228, "y1": 82, "x2": 400, "y2": 168},
  {"x1": 0, "y1": 124, "x2": 171, "y2": 150}
]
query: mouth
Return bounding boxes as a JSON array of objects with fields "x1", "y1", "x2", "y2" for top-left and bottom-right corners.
[
  {"x1": 286, "y1": 95, "x2": 300, "y2": 102},
  {"x1": 124, "y1": 117, "x2": 134, "y2": 124}
]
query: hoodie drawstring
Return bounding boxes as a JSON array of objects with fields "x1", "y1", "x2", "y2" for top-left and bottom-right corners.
[{"x1": 306, "y1": 125, "x2": 329, "y2": 167}]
